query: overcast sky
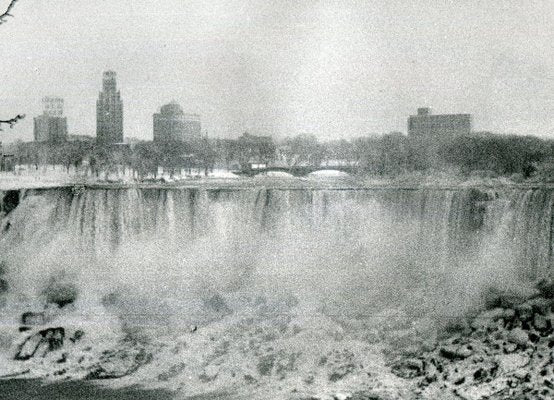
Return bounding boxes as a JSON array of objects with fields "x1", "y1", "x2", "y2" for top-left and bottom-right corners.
[{"x1": 1, "y1": 0, "x2": 554, "y2": 142}]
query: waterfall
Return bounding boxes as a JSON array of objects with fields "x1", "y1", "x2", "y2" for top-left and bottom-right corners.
[
  {"x1": 1, "y1": 185, "x2": 553, "y2": 396},
  {"x1": 0, "y1": 185, "x2": 552, "y2": 331},
  {"x1": 1, "y1": 186, "x2": 552, "y2": 281}
]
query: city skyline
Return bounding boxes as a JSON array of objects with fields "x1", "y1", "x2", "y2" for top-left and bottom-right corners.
[{"x1": 1, "y1": 1, "x2": 554, "y2": 143}]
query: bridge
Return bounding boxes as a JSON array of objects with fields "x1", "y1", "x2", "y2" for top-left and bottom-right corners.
[{"x1": 232, "y1": 165, "x2": 357, "y2": 177}]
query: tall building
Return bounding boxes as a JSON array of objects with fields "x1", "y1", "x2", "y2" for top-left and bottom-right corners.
[
  {"x1": 408, "y1": 107, "x2": 472, "y2": 138},
  {"x1": 33, "y1": 97, "x2": 68, "y2": 142},
  {"x1": 153, "y1": 101, "x2": 201, "y2": 143},
  {"x1": 96, "y1": 71, "x2": 123, "y2": 144}
]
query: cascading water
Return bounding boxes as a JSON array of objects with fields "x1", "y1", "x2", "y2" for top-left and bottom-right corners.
[{"x1": 0, "y1": 185, "x2": 552, "y2": 398}]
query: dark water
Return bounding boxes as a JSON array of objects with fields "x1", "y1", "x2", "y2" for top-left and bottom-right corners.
[
  {"x1": 0, "y1": 379, "x2": 235, "y2": 400},
  {"x1": 0, "y1": 379, "x2": 176, "y2": 400}
]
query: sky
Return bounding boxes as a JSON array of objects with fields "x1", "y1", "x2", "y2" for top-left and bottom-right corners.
[{"x1": 1, "y1": 0, "x2": 554, "y2": 142}]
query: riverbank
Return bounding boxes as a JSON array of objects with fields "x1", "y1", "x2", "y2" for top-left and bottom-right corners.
[{"x1": 2, "y1": 173, "x2": 553, "y2": 192}]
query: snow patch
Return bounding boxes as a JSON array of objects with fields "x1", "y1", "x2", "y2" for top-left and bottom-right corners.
[{"x1": 308, "y1": 170, "x2": 350, "y2": 178}]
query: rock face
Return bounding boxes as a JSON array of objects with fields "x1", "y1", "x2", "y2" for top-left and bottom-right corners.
[
  {"x1": 392, "y1": 288, "x2": 554, "y2": 400},
  {"x1": 1, "y1": 190, "x2": 20, "y2": 215},
  {"x1": 15, "y1": 327, "x2": 65, "y2": 360}
]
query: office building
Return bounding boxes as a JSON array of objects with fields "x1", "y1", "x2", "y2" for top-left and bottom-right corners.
[
  {"x1": 408, "y1": 107, "x2": 472, "y2": 138},
  {"x1": 96, "y1": 71, "x2": 123, "y2": 144},
  {"x1": 153, "y1": 101, "x2": 201, "y2": 142},
  {"x1": 33, "y1": 97, "x2": 68, "y2": 142}
]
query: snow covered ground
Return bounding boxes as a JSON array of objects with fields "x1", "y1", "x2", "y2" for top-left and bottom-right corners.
[
  {"x1": 308, "y1": 170, "x2": 350, "y2": 178},
  {"x1": 0, "y1": 170, "x2": 77, "y2": 190},
  {"x1": 0, "y1": 167, "x2": 243, "y2": 190},
  {"x1": 0, "y1": 165, "x2": 535, "y2": 192}
]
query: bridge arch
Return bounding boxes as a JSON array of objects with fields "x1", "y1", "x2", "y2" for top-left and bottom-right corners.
[{"x1": 234, "y1": 165, "x2": 356, "y2": 177}]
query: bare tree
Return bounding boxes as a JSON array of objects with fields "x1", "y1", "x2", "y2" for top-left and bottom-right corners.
[
  {"x1": 0, "y1": 0, "x2": 24, "y2": 131},
  {"x1": 0, "y1": 114, "x2": 25, "y2": 131},
  {"x1": 0, "y1": 0, "x2": 19, "y2": 24}
]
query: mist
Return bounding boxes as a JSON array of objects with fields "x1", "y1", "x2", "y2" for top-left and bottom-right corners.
[{"x1": 0, "y1": 188, "x2": 537, "y2": 338}]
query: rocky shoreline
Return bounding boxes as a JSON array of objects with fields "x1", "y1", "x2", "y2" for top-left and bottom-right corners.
[
  {"x1": 389, "y1": 280, "x2": 554, "y2": 400},
  {"x1": 2, "y1": 266, "x2": 553, "y2": 399}
]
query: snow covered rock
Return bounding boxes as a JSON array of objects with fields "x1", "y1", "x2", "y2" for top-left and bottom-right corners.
[
  {"x1": 85, "y1": 343, "x2": 152, "y2": 380},
  {"x1": 439, "y1": 345, "x2": 473, "y2": 360},
  {"x1": 394, "y1": 288, "x2": 554, "y2": 399},
  {"x1": 507, "y1": 328, "x2": 530, "y2": 348},
  {"x1": 21, "y1": 311, "x2": 45, "y2": 326},
  {"x1": 14, "y1": 327, "x2": 65, "y2": 360}
]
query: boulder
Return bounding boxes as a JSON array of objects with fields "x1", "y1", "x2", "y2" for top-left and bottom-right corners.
[
  {"x1": 158, "y1": 362, "x2": 186, "y2": 381},
  {"x1": 525, "y1": 297, "x2": 552, "y2": 316},
  {"x1": 391, "y1": 358, "x2": 424, "y2": 379},
  {"x1": 533, "y1": 314, "x2": 551, "y2": 332},
  {"x1": 346, "y1": 391, "x2": 388, "y2": 400},
  {"x1": 507, "y1": 328, "x2": 529, "y2": 348},
  {"x1": 329, "y1": 363, "x2": 356, "y2": 382},
  {"x1": 439, "y1": 345, "x2": 473, "y2": 361},
  {"x1": 515, "y1": 303, "x2": 534, "y2": 323},
  {"x1": 497, "y1": 353, "x2": 530, "y2": 373},
  {"x1": 14, "y1": 327, "x2": 65, "y2": 360},
  {"x1": 503, "y1": 343, "x2": 518, "y2": 354},
  {"x1": 70, "y1": 330, "x2": 85, "y2": 343},
  {"x1": 512, "y1": 368, "x2": 530, "y2": 381},
  {"x1": 503, "y1": 308, "x2": 516, "y2": 320},
  {"x1": 471, "y1": 308, "x2": 505, "y2": 331},
  {"x1": 482, "y1": 286, "x2": 539, "y2": 309},
  {"x1": 15, "y1": 332, "x2": 43, "y2": 360},
  {"x1": 21, "y1": 311, "x2": 45, "y2": 326},
  {"x1": 423, "y1": 360, "x2": 438, "y2": 384},
  {"x1": 85, "y1": 347, "x2": 152, "y2": 379},
  {"x1": 536, "y1": 279, "x2": 554, "y2": 299},
  {"x1": 43, "y1": 279, "x2": 78, "y2": 308}
]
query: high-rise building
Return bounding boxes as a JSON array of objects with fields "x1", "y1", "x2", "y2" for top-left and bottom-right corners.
[
  {"x1": 408, "y1": 107, "x2": 472, "y2": 138},
  {"x1": 33, "y1": 97, "x2": 68, "y2": 142},
  {"x1": 96, "y1": 71, "x2": 123, "y2": 144},
  {"x1": 153, "y1": 101, "x2": 201, "y2": 143}
]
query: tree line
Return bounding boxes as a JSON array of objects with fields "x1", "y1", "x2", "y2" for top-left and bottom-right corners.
[{"x1": 8, "y1": 131, "x2": 554, "y2": 180}]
